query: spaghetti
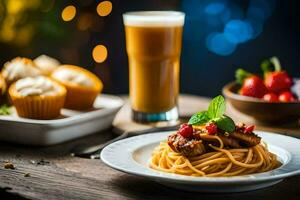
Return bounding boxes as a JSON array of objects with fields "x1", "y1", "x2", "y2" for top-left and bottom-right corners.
[{"x1": 149, "y1": 135, "x2": 281, "y2": 177}]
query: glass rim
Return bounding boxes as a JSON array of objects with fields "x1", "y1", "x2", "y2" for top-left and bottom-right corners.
[{"x1": 123, "y1": 11, "x2": 185, "y2": 27}]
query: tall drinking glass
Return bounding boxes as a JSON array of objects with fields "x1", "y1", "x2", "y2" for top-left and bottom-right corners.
[{"x1": 123, "y1": 11, "x2": 185, "y2": 123}]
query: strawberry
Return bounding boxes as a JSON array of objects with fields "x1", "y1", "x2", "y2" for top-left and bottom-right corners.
[
  {"x1": 261, "y1": 57, "x2": 293, "y2": 93},
  {"x1": 263, "y1": 93, "x2": 279, "y2": 102},
  {"x1": 264, "y1": 71, "x2": 292, "y2": 93},
  {"x1": 237, "y1": 69, "x2": 268, "y2": 98},
  {"x1": 278, "y1": 91, "x2": 295, "y2": 102}
]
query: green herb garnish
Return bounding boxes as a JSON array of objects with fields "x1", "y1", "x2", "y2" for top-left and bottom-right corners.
[
  {"x1": 188, "y1": 95, "x2": 235, "y2": 133},
  {"x1": 261, "y1": 56, "x2": 282, "y2": 76},
  {"x1": 207, "y1": 95, "x2": 226, "y2": 119},
  {"x1": 214, "y1": 115, "x2": 235, "y2": 133},
  {"x1": 188, "y1": 111, "x2": 209, "y2": 125},
  {"x1": 0, "y1": 104, "x2": 11, "y2": 115},
  {"x1": 235, "y1": 68, "x2": 252, "y2": 85}
]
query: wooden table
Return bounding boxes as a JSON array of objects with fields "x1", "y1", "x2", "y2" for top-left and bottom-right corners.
[{"x1": 1, "y1": 96, "x2": 300, "y2": 200}]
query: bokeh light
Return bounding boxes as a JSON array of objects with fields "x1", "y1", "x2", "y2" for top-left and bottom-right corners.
[
  {"x1": 206, "y1": 32, "x2": 236, "y2": 56},
  {"x1": 7, "y1": 0, "x2": 25, "y2": 14},
  {"x1": 200, "y1": 0, "x2": 277, "y2": 56},
  {"x1": 0, "y1": 0, "x2": 41, "y2": 45},
  {"x1": 205, "y1": 2, "x2": 225, "y2": 15},
  {"x1": 92, "y1": 45, "x2": 108, "y2": 63},
  {"x1": 204, "y1": 0, "x2": 228, "y2": 27},
  {"x1": 96, "y1": 1, "x2": 112, "y2": 17},
  {"x1": 61, "y1": 5, "x2": 76, "y2": 22},
  {"x1": 224, "y1": 20, "x2": 253, "y2": 44}
]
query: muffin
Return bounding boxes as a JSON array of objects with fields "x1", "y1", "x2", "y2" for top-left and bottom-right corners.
[
  {"x1": 51, "y1": 65, "x2": 103, "y2": 110},
  {"x1": 9, "y1": 76, "x2": 66, "y2": 119},
  {"x1": 34, "y1": 55, "x2": 60, "y2": 76},
  {"x1": 2, "y1": 57, "x2": 42, "y2": 86},
  {"x1": 0, "y1": 74, "x2": 6, "y2": 96}
]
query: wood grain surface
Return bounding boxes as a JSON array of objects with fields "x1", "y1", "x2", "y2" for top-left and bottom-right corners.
[{"x1": 1, "y1": 95, "x2": 300, "y2": 200}]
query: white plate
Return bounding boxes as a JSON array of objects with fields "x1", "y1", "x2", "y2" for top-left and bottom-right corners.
[
  {"x1": 0, "y1": 94, "x2": 124, "y2": 146},
  {"x1": 101, "y1": 131, "x2": 300, "y2": 193}
]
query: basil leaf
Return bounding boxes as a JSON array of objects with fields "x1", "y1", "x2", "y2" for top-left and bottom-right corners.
[
  {"x1": 188, "y1": 111, "x2": 209, "y2": 125},
  {"x1": 0, "y1": 104, "x2": 11, "y2": 115},
  {"x1": 215, "y1": 115, "x2": 235, "y2": 133},
  {"x1": 207, "y1": 95, "x2": 226, "y2": 119}
]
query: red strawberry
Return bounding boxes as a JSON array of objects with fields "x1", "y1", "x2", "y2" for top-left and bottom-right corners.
[
  {"x1": 263, "y1": 93, "x2": 279, "y2": 102},
  {"x1": 261, "y1": 57, "x2": 292, "y2": 94},
  {"x1": 278, "y1": 91, "x2": 295, "y2": 102},
  {"x1": 264, "y1": 71, "x2": 292, "y2": 93},
  {"x1": 239, "y1": 76, "x2": 268, "y2": 98}
]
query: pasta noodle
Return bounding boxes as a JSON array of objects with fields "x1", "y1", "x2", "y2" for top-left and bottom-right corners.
[{"x1": 149, "y1": 135, "x2": 281, "y2": 177}]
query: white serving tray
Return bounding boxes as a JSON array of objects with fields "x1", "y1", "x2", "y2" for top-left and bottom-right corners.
[{"x1": 0, "y1": 94, "x2": 124, "y2": 146}]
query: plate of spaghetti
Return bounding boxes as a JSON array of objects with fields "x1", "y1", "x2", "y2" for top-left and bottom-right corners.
[{"x1": 101, "y1": 96, "x2": 300, "y2": 192}]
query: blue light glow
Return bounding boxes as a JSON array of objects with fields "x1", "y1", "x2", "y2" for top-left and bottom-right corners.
[
  {"x1": 224, "y1": 20, "x2": 253, "y2": 44},
  {"x1": 206, "y1": 32, "x2": 236, "y2": 56},
  {"x1": 204, "y1": 1, "x2": 229, "y2": 27},
  {"x1": 205, "y1": 2, "x2": 225, "y2": 15},
  {"x1": 181, "y1": 0, "x2": 277, "y2": 56}
]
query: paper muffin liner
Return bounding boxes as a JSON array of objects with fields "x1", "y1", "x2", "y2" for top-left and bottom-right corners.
[
  {"x1": 51, "y1": 65, "x2": 103, "y2": 110},
  {"x1": 9, "y1": 83, "x2": 66, "y2": 120},
  {"x1": 63, "y1": 85, "x2": 99, "y2": 110}
]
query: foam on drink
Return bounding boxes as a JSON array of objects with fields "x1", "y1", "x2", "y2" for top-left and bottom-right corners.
[{"x1": 123, "y1": 11, "x2": 185, "y2": 27}]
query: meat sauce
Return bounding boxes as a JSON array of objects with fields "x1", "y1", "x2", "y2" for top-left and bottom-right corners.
[{"x1": 168, "y1": 123, "x2": 261, "y2": 157}]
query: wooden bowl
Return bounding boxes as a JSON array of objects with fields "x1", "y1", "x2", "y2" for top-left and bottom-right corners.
[{"x1": 222, "y1": 82, "x2": 300, "y2": 124}]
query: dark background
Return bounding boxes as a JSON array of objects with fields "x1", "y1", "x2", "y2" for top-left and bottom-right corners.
[{"x1": 0, "y1": 0, "x2": 299, "y2": 97}]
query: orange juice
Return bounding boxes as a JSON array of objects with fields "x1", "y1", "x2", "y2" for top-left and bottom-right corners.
[{"x1": 123, "y1": 11, "x2": 184, "y2": 116}]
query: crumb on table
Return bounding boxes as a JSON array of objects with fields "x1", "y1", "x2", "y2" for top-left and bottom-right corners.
[{"x1": 4, "y1": 162, "x2": 15, "y2": 169}]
